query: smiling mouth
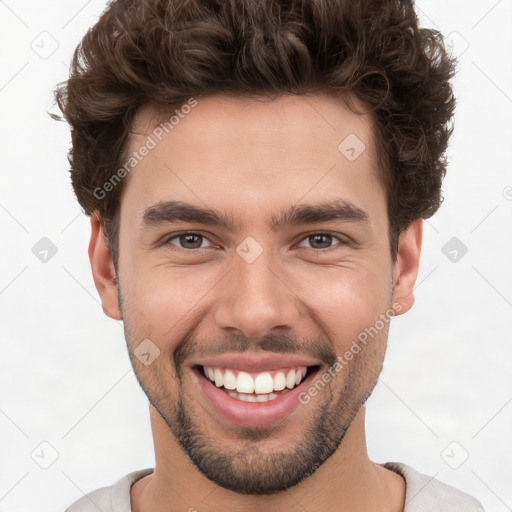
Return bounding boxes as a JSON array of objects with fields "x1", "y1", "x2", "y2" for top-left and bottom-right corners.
[{"x1": 195, "y1": 364, "x2": 321, "y2": 402}]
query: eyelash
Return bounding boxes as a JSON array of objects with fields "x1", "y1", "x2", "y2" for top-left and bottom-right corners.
[{"x1": 162, "y1": 231, "x2": 347, "y2": 252}]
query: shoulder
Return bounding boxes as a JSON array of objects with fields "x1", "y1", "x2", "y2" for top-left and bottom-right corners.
[
  {"x1": 65, "y1": 468, "x2": 154, "y2": 512},
  {"x1": 383, "y1": 462, "x2": 485, "y2": 512}
]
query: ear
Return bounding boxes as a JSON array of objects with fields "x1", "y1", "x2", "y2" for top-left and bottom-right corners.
[
  {"x1": 88, "y1": 212, "x2": 122, "y2": 320},
  {"x1": 391, "y1": 218, "x2": 423, "y2": 316}
]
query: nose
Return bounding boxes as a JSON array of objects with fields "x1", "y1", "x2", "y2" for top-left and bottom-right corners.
[{"x1": 213, "y1": 246, "x2": 302, "y2": 340}]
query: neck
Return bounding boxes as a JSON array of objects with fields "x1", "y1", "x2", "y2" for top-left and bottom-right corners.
[{"x1": 131, "y1": 405, "x2": 405, "y2": 512}]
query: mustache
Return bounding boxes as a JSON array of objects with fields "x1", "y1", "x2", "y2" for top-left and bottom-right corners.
[{"x1": 174, "y1": 331, "x2": 337, "y2": 374}]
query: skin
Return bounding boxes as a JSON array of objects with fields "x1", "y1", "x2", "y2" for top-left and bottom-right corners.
[{"x1": 89, "y1": 93, "x2": 422, "y2": 511}]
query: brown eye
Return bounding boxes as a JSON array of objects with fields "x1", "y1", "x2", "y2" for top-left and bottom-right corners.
[
  {"x1": 298, "y1": 233, "x2": 344, "y2": 250},
  {"x1": 308, "y1": 234, "x2": 333, "y2": 249},
  {"x1": 166, "y1": 232, "x2": 211, "y2": 250}
]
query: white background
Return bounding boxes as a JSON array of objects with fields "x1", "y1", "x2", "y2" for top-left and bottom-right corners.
[{"x1": 1, "y1": 1, "x2": 511, "y2": 511}]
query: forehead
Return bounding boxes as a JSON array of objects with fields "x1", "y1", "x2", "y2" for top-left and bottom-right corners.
[
  {"x1": 120, "y1": 93, "x2": 386, "y2": 232},
  {"x1": 131, "y1": 93, "x2": 376, "y2": 162}
]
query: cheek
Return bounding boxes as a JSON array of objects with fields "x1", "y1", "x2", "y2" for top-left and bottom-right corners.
[
  {"x1": 120, "y1": 266, "x2": 219, "y2": 357},
  {"x1": 290, "y1": 263, "x2": 391, "y2": 347},
  {"x1": 122, "y1": 257, "x2": 202, "y2": 314}
]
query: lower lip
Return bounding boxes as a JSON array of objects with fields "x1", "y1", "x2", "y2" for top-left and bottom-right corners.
[{"x1": 193, "y1": 367, "x2": 319, "y2": 427}]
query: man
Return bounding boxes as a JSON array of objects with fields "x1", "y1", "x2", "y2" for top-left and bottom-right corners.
[{"x1": 55, "y1": 0, "x2": 484, "y2": 510}]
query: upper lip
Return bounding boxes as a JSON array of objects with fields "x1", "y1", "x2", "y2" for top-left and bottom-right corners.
[{"x1": 192, "y1": 353, "x2": 322, "y2": 372}]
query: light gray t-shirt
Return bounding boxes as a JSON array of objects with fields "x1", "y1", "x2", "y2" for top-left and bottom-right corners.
[{"x1": 65, "y1": 462, "x2": 485, "y2": 511}]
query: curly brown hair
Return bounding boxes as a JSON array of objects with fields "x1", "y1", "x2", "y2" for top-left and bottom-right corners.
[{"x1": 53, "y1": 0, "x2": 456, "y2": 269}]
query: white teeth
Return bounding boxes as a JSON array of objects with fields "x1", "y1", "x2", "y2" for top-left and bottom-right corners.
[
  {"x1": 223, "y1": 369, "x2": 237, "y2": 390},
  {"x1": 227, "y1": 390, "x2": 281, "y2": 402},
  {"x1": 273, "y1": 371, "x2": 286, "y2": 391},
  {"x1": 236, "y1": 371, "x2": 254, "y2": 393},
  {"x1": 214, "y1": 368, "x2": 223, "y2": 387},
  {"x1": 285, "y1": 369, "x2": 296, "y2": 389},
  {"x1": 202, "y1": 365, "x2": 311, "y2": 396},
  {"x1": 254, "y1": 372, "x2": 274, "y2": 394}
]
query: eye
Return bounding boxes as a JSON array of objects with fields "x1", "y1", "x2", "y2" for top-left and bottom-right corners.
[
  {"x1": 165, "y1": 232, "x2": 214, "y2": 250},
  {"x1": 297, "y1": 232, "x2": 346, "y2": 250},
  {"x1": 162, "y1": 231, "x2": 347, "y2": 252}
]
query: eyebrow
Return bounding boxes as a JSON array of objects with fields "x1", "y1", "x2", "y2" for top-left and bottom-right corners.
[{"x1": 141, "y1": 199, "x2": 370, "y2": 231}]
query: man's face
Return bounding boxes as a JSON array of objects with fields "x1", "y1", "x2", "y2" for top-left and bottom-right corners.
[{"x1": 101, "y1": 93, "x2": 414, "y2": 494}]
